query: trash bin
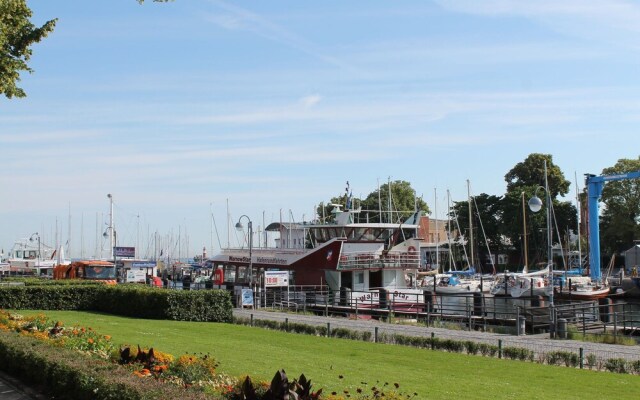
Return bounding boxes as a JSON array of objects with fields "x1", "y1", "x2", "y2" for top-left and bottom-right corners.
[
  {"x1": 182, "y1": 276, "x2": 191, "y2": 290},
  {"x1": 557, "y1": 318, "x2": 568, "y2": 339}
]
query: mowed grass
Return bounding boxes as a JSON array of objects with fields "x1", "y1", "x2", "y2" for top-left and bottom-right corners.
[{"x1": 17, "y1": 310, "x2": 640, "y2": 399}]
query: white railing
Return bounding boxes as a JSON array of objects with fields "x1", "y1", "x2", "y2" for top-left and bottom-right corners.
[{"x1": 337, "y1": 251, "x2": 420, "y2": 270}]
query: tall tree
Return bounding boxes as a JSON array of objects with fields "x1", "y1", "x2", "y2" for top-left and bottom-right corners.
[
  {"x1": 505, "y1": 153, "x2": 571, "y2": 198},
  {"x1": 360, "y1": 180, "x2": 428, "y2": 223},
  {"x1": 599, "y1": 157, "x2": 640, "y2": 257},
  {"x1": 0, "y1": 0, "x2": 56, "y2": 98},
  {"x1": 317, "y1": 180, "x2": 427, "y2": 223},
  {"x1": 449, "y1": 193, "x2": 503, "y2": 272},
  {"x1": 503, "y1": 154, "x2": 576, "y2": 268}
]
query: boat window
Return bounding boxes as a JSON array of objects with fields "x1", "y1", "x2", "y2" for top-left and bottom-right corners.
[
  {"x1": 16, "y1": 251, "x2": 23, "y2": 259},
  {"x1": 224, "y1": 265, "x2": 236, "y2": 282},
  {"x1": 27, "y1": 251, "x2": 37, "y2": 259},
  {"x1": 85, "y1": 266, "x2": 116, "y2": 279},
  {"x1": 237, "y1": 266, "x2": 247, "y2": 282},
  {"x1": 356, "y1": 272, "x2": 364, "y2": 284}
]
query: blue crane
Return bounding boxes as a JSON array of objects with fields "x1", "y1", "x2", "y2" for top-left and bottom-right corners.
[{"x1": 586, "y1": 170, "x2": 640, "y2": 280}]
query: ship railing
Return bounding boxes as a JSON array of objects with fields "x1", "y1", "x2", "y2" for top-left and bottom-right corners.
[{"x1": 337, "y1": 251, "x2": 420, "y2": 270}]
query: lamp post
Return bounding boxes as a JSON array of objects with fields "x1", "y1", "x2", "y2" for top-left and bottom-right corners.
[
  {"x1": 235, "y1": 215, "x2": 253, "y2": 286},
  {"x1": 103, "y1": 227, "x2": 117, "y2": 279},
  {"x1": 528, "y1": 160, "x2": 555, "y2": 337},
  {"x1": 29, "y1": 232, "x2": 41, "y2": 267}
]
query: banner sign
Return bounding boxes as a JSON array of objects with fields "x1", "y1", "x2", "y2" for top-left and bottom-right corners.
[
  {"x1": 264, "y1": 270, "x2": 289, "y2": 287},
  {"x1": 132, "y1": 262, "x2": 156, "y2": 268},
  {"x1": 114, "y1": 247, "x2": 135, "y2": 257}
]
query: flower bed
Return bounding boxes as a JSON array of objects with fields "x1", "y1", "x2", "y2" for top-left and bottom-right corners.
[{"x1": 0, "y1": 310, "x2": 416, "y2": 399}]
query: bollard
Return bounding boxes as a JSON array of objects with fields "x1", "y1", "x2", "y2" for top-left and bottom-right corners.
[
  {"x1": 518, "y1": 316, "x2": 526, "y2": 336},
  {"x1": 250, "y1": 314, "x2": 254, "y2": 327},
  {"x1": 285, "y1": 317, "x2": 289, "y2": 331},
  {"x1": 374, "y1": 327, "x2": 378, "y2": 343},
  {"x1": 327, "y1": 322, "x2": 331, "y2": 337},
  {"x1": 498, "y1": 339, "x2": 503, "y2": 359},
  {"x1": 599, "y1": 298, "x2": 613, "y2": 324},
  {"x1": 557, "y1": 318, "x2": 568, "y2": 339},
  {"x1": 431, "y1": 332, "x2": 435, "y2": 350}
]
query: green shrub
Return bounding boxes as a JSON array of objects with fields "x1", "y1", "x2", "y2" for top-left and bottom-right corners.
[
  {"x1": 0, "y1": 330, "x2": 207, "y2": 400},
  {"x1": 0, "y1": 285, "x2": 233, "y2": 323},
  {"x1": 585, "y1": 353, "x2": 598, "y2": 370},
  {"x1": 605, "y1": 358, "x2": 628, "y2": 374},
  {"x1": 546, "y1": 351, "x2": 579, "y2": 367},
  {"x1": 502, "y1": 347, "x2": 534, "y2": 362}
]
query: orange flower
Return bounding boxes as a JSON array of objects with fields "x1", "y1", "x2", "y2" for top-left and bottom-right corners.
[
  {"x1": 87, "y1": 338, "x2": 94, "y2": 344},
  {"x1": 104, "y1": 335, "x2": 111, "y2": 340}
]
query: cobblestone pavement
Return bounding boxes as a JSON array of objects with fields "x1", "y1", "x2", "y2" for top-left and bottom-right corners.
[{"x1": 233, "y1": 309, "x2": 640, "y2": 362}]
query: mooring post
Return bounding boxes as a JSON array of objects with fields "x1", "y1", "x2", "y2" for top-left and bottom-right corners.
[
  {"x1": 374, "y1": 326, "x2": 378, "y2": 343},
  {"x1": 327, "y1": 322, "x2": 331, "y2": 337},
  {"x1": 498, "y1": 339, "x2": 503, "y2": 359},
  {"x1": 431, "y1": 332, "x2": 435, "y2": 350},
  {"x1": 250, "y1": 313, "x2": 254, "y2": 327}
]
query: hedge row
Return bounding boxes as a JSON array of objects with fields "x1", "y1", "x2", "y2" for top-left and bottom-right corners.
[
  {"x1": 0, "y1": 330, "x2": 212, "y2": 400},
  {"x1": 0, "y1": 285, "x2": 233, "y2": 322}
]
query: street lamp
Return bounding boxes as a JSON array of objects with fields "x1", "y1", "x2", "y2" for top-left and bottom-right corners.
[
  {"x1": 528, "y1": 160, "x2": 555, "y2": 337},
  {"x1": 235, "y1": 215, "x2": 253, "y2": 286},
  {"x1": 103, "y1": 227, "x2": 117, "y2": 276},
  {"x1": 29, "y1": 232, "x2": 41, "y2": 266}
]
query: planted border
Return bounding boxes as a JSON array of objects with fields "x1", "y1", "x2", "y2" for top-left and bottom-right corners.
[{"x1": 0, "y1": 285, "x2": 233, "y2": 322}]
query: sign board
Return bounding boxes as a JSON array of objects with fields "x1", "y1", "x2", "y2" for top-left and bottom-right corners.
[
  {"x1": 241, "y1": 288, "x2": 253, "y2": 306},
  {"x1": 264, "y1": 270, "x2": 289, "y2": 287},
  {"x1": 114, "y1": 247, "x2": 135, "y2": 257},
  {"x1": 132, "y1": 261, "x2": 156, "y2": 268},
  {"x1": 126, "y1": 269, "x2": 147, "y2": 283}
]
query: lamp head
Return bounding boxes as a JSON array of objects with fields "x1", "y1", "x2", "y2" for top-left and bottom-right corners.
[
  {"x1": 528, "y1": 196, "x2": 543, "y2": 213},
  {"x1": 103, "y1": 231, "x2": 108, "y2": 238},
  {"x1": 235, "y1": 222, "x2": 243, "y2": 231}
]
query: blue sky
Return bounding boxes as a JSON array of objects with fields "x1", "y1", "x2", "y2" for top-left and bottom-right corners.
[{"x1": 2, "y1": 0, "x2": 639, "y2": 260}]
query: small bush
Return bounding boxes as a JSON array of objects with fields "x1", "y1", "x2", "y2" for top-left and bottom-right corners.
[{"x1": 605, "y1": 358, "x2": 628, "y2": 374}]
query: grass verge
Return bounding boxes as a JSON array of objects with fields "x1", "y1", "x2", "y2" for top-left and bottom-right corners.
[{"x1": 18, "y1": 310, "x2": 640, "y2": 400}]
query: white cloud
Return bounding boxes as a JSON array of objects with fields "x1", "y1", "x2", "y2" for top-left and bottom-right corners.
[{"x1": 300, "y1": 94, "x2": 321, "y2": 108}]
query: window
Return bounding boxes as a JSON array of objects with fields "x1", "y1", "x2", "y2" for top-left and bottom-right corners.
[{"x1": 356, "y1": 272, "x2": 364, "y2": 284}]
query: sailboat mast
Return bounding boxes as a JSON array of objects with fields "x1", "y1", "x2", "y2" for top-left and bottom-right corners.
[
  {"x1": 522, "y1": 192, "x2": 528, "y2": 270},
  {"x1": 467, "y1": 180, "x2": 474, "y2": 268},
  {"x1": 574, "y1": 171, "x2": 582, "y2": 269},
  {"x1": 434, "y1": 188, "x2": 439, "y2": 271},
  {"x1": 447, "y1": 190, "x2": 453, "y2": 273}
]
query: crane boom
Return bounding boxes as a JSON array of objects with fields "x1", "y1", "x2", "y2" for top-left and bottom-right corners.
[{"x1": 586, "y1": 170, "x2": 640, "y2": 280}]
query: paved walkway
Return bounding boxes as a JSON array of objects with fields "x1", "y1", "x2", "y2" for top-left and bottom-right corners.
[
  {"x1": 0, "y1": 372, "x2": 45, "y2": 400},
  {"x1": 233, "y1": 309, "x2": 640, "y2": 362}
]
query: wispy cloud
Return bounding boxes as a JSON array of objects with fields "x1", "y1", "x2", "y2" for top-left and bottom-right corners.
[
  {"x1": 435, "y1": 0, "x2": 640, "y2": 46},
  {"x1": 203, "y1": 0, "x2": 360, "y2": 73}
]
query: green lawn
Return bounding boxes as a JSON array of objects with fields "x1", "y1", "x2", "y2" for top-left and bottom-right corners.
[{"x1": 18, "y1": 310, "x2": 640, "y2": 399}]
